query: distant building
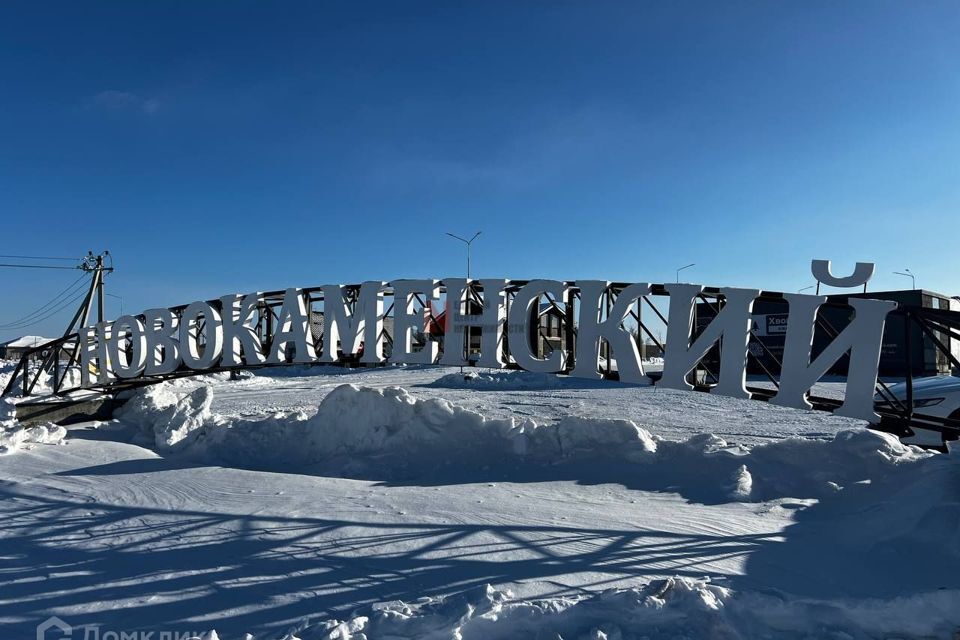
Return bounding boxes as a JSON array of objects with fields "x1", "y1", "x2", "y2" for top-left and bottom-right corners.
[
  {"x1": 641, "y1": 341, "x2": 664, "y2": 359},
  {"x1": 0, "y1": 336, "x2": 55, "y2": 360},
  {"x1": 844, "y1": 289, "x2": 957, "y2": 376},
  {"x1": 528, "y1": 301, "x2": 567, "y2": 360},
  {"x1": 696, "y1": 289, "x2": 958, "y2": 378}
]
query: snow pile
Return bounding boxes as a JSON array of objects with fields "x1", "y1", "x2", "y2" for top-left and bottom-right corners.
[
  {"x1": 0, "y1": 358, "x2": 69, "y2": 397},
  {"x1": 115, "y1": 383, "x2": 657, "y2": 474},
  {"x1": 0, "y1": 396, "x2": 66, "y2": 454},
  {"x1": 0, "y1": 359, "x2": 17, "y2": 392},
  {"x1": 117, "y1": 384, "x2": 219, "y2": 450},
  {"x1": 113, "y1": 382, "x2": 938, "y2": 502},
  {"x1": 301, "y1": 384, "x2": 658, "y2": 466},
  {"x1": 652, "y1": 428, "x2": 935, "y2": 502},
  {"x1": 311, "y1": 577, "x2": 960, "y2": 640}
]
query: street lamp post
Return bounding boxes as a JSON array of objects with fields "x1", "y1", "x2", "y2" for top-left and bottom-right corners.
[
  {"x1": 893, "y1": 269, "x2": 916, "y2": 290},
  {"x1": 446, "y1": 231, "x2": 482, "y2": 279},
  {"x1": 446, "y1": 231, "x2": 482, "y2": 373},
  {"x1": 676, "y1": 263, "x2": 695, "y2": 283}
]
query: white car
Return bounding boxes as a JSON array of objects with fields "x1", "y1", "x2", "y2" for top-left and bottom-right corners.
[{"x1": 875, "y1": 375, "x2": 960, "y2": 447}]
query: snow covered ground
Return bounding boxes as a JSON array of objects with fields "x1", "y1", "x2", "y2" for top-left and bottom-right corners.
[{"x1": 0, "y1": 364, "x2": 958, "y2": 639}]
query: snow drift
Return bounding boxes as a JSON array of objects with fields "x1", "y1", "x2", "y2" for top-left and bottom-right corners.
[
  {"x1": 0, "y1": 396, "x2": 66, "y2": 454},
  {"x1": 115, "y1": 382, "x2": 658, "y2": 476},
  {"x1": 114, "y1": 382, "x2": 938, "y2": 502},
  {"x1": 311, "y1": 577, "x2": 960, "y2": 640}
]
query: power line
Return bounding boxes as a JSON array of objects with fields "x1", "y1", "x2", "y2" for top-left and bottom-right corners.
[
  {"x1": 0, "y1": 273, "x2": 91, "y2": 329},
  {"x1": 0, "y1": 276, "x2": 89, "y2": 328},
  {"x1": 0, "y1": 288, "x2": 90, "y2": 331},
  {"x1": 0, "y1": 263, "x2": 80, "y2": 270},
  {"x1": 0, "y1": 250, "x2": 113, "y2": 339},
  {"x1": 0, "y1": 254, "x2": 81, "y2": 261},
  {"x1": 2, "y1": 287, "x2": 88, "y2": 329}
]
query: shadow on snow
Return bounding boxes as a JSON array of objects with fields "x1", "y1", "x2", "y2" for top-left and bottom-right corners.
[{"x1": 0, "y1": 482, "x2": 772, "y2": 639}]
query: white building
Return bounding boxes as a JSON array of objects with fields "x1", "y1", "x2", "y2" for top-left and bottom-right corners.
[{"x1": 0, "y1": 335, "x2": 55, "y2": 360}]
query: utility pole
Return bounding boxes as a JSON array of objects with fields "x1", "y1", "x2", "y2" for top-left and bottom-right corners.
[
  {"x1": 4, "y1": 250, "x2": 115, "y2": 397},
  {"x1": 73, "y1": 251, "x2": 114, "y2": 332},
  {"x1": 97, "y1": 253, "x2": 105, "y2": 323}
]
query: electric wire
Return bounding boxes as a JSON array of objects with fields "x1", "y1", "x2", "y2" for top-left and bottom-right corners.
[
  {"x1": 0, "y1": 263, "x2": 80, "y2": 270},
  {"x1": 0, "y1": 273, "x2": 91, "y2": 329},
  {"x1": 0, "y1": 254, "x2": 81, "y2": 261},
  {"x1": 0, "y1": 275, "x2": 90, "y2": 329},
  {"x1": 0, "y1": 288, "x2": 90, "y2": 331},
  {"x1": 1, "y1": 288, "x2": 89, "y2": 331}
]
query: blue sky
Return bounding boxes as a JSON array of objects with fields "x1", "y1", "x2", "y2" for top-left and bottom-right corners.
[{"x1": 1, "y1": 1, "x2": 958, "y2": 340}]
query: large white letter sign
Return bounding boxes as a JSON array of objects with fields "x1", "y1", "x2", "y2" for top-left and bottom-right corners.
[
  {"x1": 320, "y1": 281, "x2": 388, "y2": 364},
  {"x1": 179, "y1": 301, "x2": 224, "y2": 370},
  {"x1": 440, "y1": 278, "x2": 508, "y2": 368},
  {"x1": 79, "y1": 326, "x2": 99, "y2": 388},
  {"x1": 507, "y1": 280, "x2": 568, "y2": 373},
  {"x1": 47, "y1": 272, "x2": 930, "y2": 436},
  {"x1": 660, "y1": 285, "x2": 760, "y2": 399},
  {"x1": 771, "y1": 294, "x2": 896, "y2": 421},
  {"x1": 811, "y1": 260, "x2": 875, "y2": 288},
  {"x1": 570, "y1": 281, "x2": 650, "y2": 384},
  {"x1": 143, "y1": 308, "x2": 182, "y2": 375},
  {"x1": 267, "y1": 288, "x2": 317, "y2": 364},
  {"x1": 93, "y1": 322, "x2": 116, "y2": 385},
  {"x1": 108, "y1": 315, "x2": 148, "y2": 379},
  {"x1": 392, "y1": 279, "x2": 440, "y2": 365},
  {"x1": 220, "y1": 293, "x2": 266, "y2": 367}
]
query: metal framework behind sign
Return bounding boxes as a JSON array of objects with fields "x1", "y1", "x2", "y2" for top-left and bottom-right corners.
[{"x1": 5, "y1": 279, "x2": 960, "y2": 442}]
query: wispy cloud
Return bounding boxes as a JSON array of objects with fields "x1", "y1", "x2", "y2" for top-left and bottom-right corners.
[
  {"x1": 366, "y1": 105, "x2": 663, "y2": 192},
  {"x1": 89, "y1": 90, "x2": 160, "y2": 115}
]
